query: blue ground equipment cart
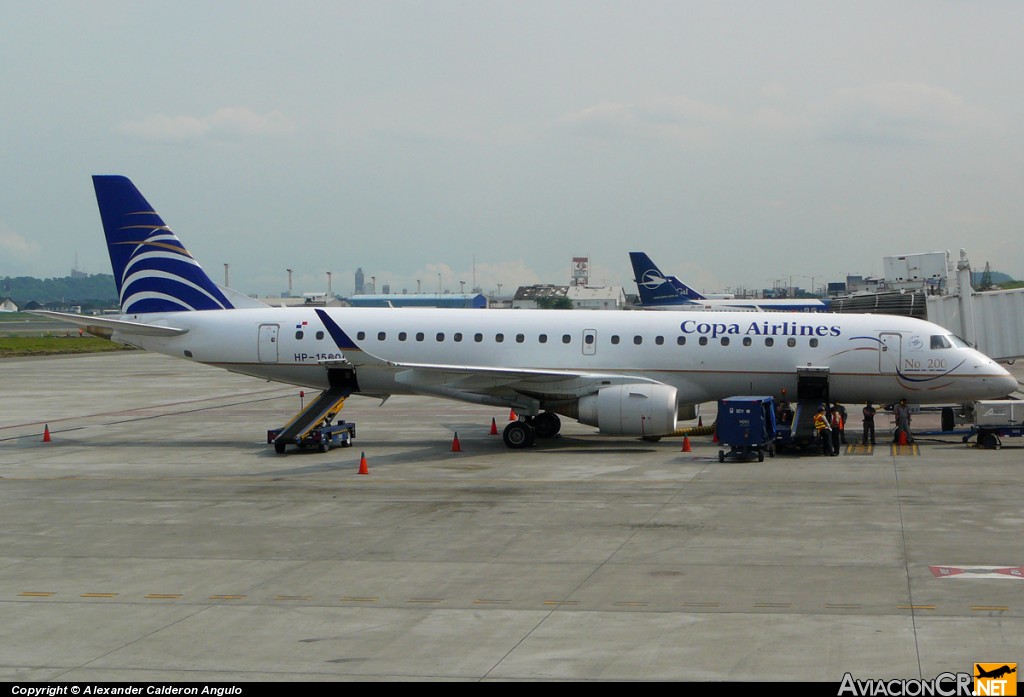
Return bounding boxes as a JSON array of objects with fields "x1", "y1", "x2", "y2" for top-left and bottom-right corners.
[
  {"x1": 717, "y1": 396, "x2": 777, "y2": 462},
  {"x1": 267, "y1": 420, "x2": 356, "y2": 454}
]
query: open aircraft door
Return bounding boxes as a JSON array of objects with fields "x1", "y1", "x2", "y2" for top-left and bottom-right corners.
[
  {"x1": 258, "y1": 323, "x2": 280, "y2": 363},
  {"x1": 878, "y1": 332, "x2": 902, "y2": 375}
]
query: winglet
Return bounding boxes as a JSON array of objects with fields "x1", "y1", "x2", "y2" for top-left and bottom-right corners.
[{"x1": 314, "y1": 308, "x2": 360, "y2": 350}]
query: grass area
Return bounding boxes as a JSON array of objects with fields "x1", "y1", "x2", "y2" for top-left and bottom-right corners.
[{"x1": 0, "y1": 336, "x2": 137, "y2": 358}]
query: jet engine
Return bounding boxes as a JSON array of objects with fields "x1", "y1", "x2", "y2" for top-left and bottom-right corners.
[{"x1": 577, "y1": 383, "x2": 678, "y2": 436}]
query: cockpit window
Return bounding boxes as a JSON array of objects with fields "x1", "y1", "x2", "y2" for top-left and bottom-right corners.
[
  {"x1": 930, "y1": 335, "x2": 951, "y2": 349},
  {"x1": 948, "y1": 335, "x2": 971, "y2": 348}
]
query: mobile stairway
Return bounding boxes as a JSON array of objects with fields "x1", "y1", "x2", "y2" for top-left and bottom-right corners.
[{"x1": 269, "y1": 387, "x2": 354, "y2": 454}]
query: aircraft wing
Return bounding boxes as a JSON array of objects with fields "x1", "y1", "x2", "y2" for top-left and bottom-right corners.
[
  {"x1": 313, "y1": 307, "x2": 670, "y2": 404},
  {"x1": 29, "y1": 310, "x2": 189, "y2": 337}
]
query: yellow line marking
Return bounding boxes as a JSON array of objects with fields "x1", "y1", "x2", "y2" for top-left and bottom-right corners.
[
  {"x1": 826, "y1": 603, "x2": 862, "y2": 609},
  {"x1": 754, "y1": 602, "x2": 791, "y2": 608},
  {"x1": 406, "y1": 598, "x2": 443, "y2": 604},
  {"x1": 274, "y1": 595, "x2": 312, "y2": 601},
  {"x1": 613, "y1": 601, "x2": 649, "y2": 607},
  {"x1": 19, "y1": 592, "x2": 55, "y2": 597},
  {"x1": 145, "y1": 594, "x2": 182, "y2": 599},
  {"x1": 209, "y1": 595, "x2": 246, "y2": 600},
  {"x1": 543, "y1": 600, "x2": 580, "y2": 606},
  {"x1": 80, "y1": 593, "x2": 117, "y2": 598},
  {"x1": 339, "y1": 596, "x2": 377, "y2": 603},
  {"x1": 891, "y1": 444, "x2": 920, "y2": 456},
  {"x1": 473, "y1": 599, "x2": 510, "y2": 605},
  {"x1": 971, "y1": 606, "x2": 1009, "y2": 612},
  {"x1": 898, "y1": 604, "x2": 935, "y2": 610},
  {"x1": 682, "y1": 602, "x2": 720, "y2": 607}
]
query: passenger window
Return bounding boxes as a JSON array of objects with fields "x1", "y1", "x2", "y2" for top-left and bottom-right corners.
[
  {"x1": 296, "y1": 331, "x2": 304, "y2": 340},
  {"x1": 765, "y1": 337, "x2": 774, "y2": 347},
  {"x1": 377, "y1": 331, "x2": 386, "y2": 341},
  {"x1": 742, "y1": 337, "x2": 751, "y2": 346},
  {"x1": 633, "y1": 336, "x2": 642, "y2": 345},
  {"x1": 611, "y1": 335, "x2": 620, "y2": 345},
  {"x1": 677, "y1": 336, "x2": 686, "y2": 346},
  {"x1": 720, "y1": 337, "x2": 729, "y2": 346},
  {"x1": 454, "y1": 333, "x2": 463, "y2": 342},
  {"x1": 495, "y1": 333, "x2": 504, "y2": 343},
  {"x1": 562, "y1": 334, "x2": 571, "y2": 344},
  {"x1": 539, "y1": 334, "x2": 548, "y2": 343},
  {"x1": 436, "y1": 332, "x2": 444, "y2": 342},
  {"x1": 809, "y1": 338, "x2": 819, "y2": 347},
  {"x1": 316, "y1": 331, "x2": 324, "y2": 340},
  {"x1": 699, "y1": 337, "x2": 708, "y2": 346},
  {"x1": 787, "y1": 338, "x2": 796, "y2": 347},
  {"x1": 516, "y1": 334, "x2": 525, "y2": 343},
  {"x1": 399, "y1": 332, "x2": 407, "y2": 341},
  {"x1": 416, "y1": 332, "x2": 425, "y2": 342},
  {"x1": 357, "y1": 331, "x2": 365, "y2": 340},
  {"x1": 584, "y1": 334, "x2": 594, "y2": 345},
  {"x1": 474, "y1": 333, "x2": 483, "y2": 342},
  {"x1": 655, "y1": 336, "x2": 664, "y2": 345}
]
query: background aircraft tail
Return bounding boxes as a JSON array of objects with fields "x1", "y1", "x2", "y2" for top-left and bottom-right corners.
[
  {"x1": 629, "y1": 252, "x2": 706, "y2": 305},
  {"x1": 94, "y1": 175, "x2": 239, "y2": 314}
]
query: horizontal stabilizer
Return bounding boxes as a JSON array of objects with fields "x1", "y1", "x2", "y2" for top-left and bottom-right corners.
[{"x1": 29, "y1": 310, "x2": 188, "y2": 337}]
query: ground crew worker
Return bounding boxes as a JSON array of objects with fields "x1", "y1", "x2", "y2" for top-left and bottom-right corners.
[
  {"x1": 814, "y1": 406, "x2": 834, "y2": 456},
  {"x1": 862, "y1": 402, "x2": 877, "y2": 445},
  {"x1": 833, "y1": 401, "x2": 848, "y2": 444},
  {"x1": 894, "y1": 398, "x2": 913, "y2": 443},
  {"x1": 830, "y1": 403, "x2": 844, "y2": 453}
]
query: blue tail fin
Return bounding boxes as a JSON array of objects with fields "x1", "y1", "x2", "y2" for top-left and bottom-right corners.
[
  {"x1": 94, "y1": 175, "x2": 235, "y2": 314},
  {"x1": 629, "y1": 252, "x2": 705, "y2": 306}
]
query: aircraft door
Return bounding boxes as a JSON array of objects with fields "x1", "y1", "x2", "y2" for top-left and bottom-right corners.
[
  {"x1": 583, "y1": 329, "x2": 597, "y2": 356},
  {"x1": 258, "y1": 323, "x2": 280, "y2": 363},
  {"x1": 878, "y1": 332, "x2": 902, "y2": 375}
]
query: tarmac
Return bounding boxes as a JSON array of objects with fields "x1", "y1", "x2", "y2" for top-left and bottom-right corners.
[{"x1": 1, "y1": 350, "x2": 1022, "y2": 683}]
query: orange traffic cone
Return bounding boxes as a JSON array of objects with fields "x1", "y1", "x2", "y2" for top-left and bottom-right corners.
[
  {"x1": 42, "y1": 424, "x2": 51, "y2": 443},
  {"x1": 898, "y1": 428, "x2": 908, "y2": 446},
  {"x1": 681, "y1": 436, "x2": 691, "y2": 452},
  {"x1": 712, "y1": 429, "x2": 718, "y2": 443},
  {"x1": 358, "y1": 452, "x2": 368, "y2": 475},
  {"x1": 509, "y1": 408, "x2": 517, "y2": 421},
  {"x1": 489, "y1": 418, "x2": 498, "y2": 435},
  {"x1": 451, "y1": 432, "x2": 462, "y2": 452}
]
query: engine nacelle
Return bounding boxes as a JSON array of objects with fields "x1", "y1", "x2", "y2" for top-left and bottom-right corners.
[{"x1": 577, "y1": 383, "x2": 678, "y2": 436}]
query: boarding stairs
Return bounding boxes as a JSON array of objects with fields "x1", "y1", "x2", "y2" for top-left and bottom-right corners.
[{"x1": 273, "y1": 388, "x2": 349, "y2": 450}]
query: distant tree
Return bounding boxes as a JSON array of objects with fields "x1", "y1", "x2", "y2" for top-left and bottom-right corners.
[
  {"x1": 536, "y1": 295, "x2": 573, "y2": 309},
  {"x1": 978, "y1": 262, "x2": 994, "y2": 291}
]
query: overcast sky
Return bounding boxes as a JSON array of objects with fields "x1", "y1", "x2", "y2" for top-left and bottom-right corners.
[{"x1": 2, "y1": 1, "x2": 1022, "y2": 298}]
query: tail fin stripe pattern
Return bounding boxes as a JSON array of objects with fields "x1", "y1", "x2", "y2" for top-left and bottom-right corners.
[{"x1": 93, "y1": 175, "x2": 234, "y2": 314}]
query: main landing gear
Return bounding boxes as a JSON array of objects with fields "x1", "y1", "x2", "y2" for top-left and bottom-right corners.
[{"x1": 502, "y1": 412, "x2": 561, "y2": 449}]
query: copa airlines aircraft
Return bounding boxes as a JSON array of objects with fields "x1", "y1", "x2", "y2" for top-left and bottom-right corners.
[
  {"x1": 35, "y1": 176, "x2": 1017, "y2": 449},
  {"x1": 630, "y1": 251, "x2": 831, "y2": 312}
]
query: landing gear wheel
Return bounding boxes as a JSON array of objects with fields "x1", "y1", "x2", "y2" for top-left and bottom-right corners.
[
  {"x1": 979, "y1": 430, "x2": 1000, "y2": 450},
  {"x1": 503, "y1": 421, "x2": 536, "y2": 449},
  {"x1": 718, "y1": 450, "x2": 725, "y2": 463},
  {"x1": 533, "y1": 412, "x2": 561, "y2": 438},
  {"x1": 319, "y1": 440, "x2": 330, "y2": 453}
]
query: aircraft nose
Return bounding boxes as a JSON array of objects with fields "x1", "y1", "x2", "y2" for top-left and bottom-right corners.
[{"x1": 994, "y1": 370, "x2": 1020, "y2": 397}]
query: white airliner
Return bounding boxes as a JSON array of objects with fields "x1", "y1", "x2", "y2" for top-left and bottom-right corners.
[
  {"x1": 630, "y1": 252, "x2": 830, "y2": 312},
  {"x1": 35, "y1": 176, "x2": 1017, "y2": 449}
]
